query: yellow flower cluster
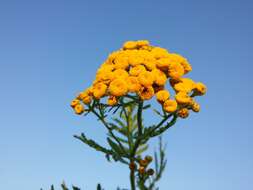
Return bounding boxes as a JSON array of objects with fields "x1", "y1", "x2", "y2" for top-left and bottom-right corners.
[{"x1": 71, "y1": 40, "x2": 207, "y2": 117}]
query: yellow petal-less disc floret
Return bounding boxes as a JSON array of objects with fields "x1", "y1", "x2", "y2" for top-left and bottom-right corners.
[
  {"x1": 109, "y1": 78, "x2": 128, "y2": 97},
  {"x1": 156, "y1": 90, "x2": 170, "y2": 103},
  {"x1": 163, "y1": 99, "x2": 178, "y2": 113}
]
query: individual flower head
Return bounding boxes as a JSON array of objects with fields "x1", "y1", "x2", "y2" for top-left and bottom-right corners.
[
  {"x1": 92, "y1": 82, "x2": 107, "y2": 99},
  {"x1": 180, "y1": 58, "x2": 192, "y2": 74},
  {"x1": 152, "y1": 68, "x2": 167, "y2": 86},
  {"x1": 113, "y1": 69, "x2": 129, "y2": 80},
  {"x1": 191, "y1": 102, "x2": 200, "y2": 112},
  {"x1": 177, "y1": 108, "x2": 189, "y2": 118},
  {"x1": 156, "y1": 90, "x2": 170, "y2": 103},
  {"x1": 163, "y1": 99, "x2": 178, "y2": 113},
  {"x1": 156, "y1": 57, "x2": 170, "y2": 70},
  {"x1": 151, "y1": 47, "x2": 170, "y2": 59},
  {"x1": 107, "y1": 96, "x2": 118, "y2": 106},
  {"x1": 127, "y1": 76, "x2": 141, "y2": 92},
  {"x1": 129, "y1": 65, "x2": 146, "y2": 76},
  {"x1": 168, "y1": 62, "x2": 185, "y2": 80},
  {"x1": 78, "y1": 91, "x2": 92, "y2": 104},
  {"x1": 109, "y1": 78, "x2": 128, "y2": 97},
  {"x1": 138, "y1": 71, "x2": 154, "y2": 87},
  {"x1": 123, "y1": 41, "x2": 138, "y2": 50},
  {"x1": 175, "y1": 92, "x2": 192, "y2": 104},
  {"x1": 173, "y1": 78, "x2": 195, "y2": 93},
  {"x1": 128, "y1": 54, "x2": 145, "y2": 66},
  {"x1": 138, "y1": 86, "x2": 155, "y2": 100},
  {"x1": 71, "y1": 99, "x2": 80, "y2": 108},
  {"x1": 137, "y1": 40, "x2": 150, "y2": 48},
  {"x1": 113, "y1": 56, "x2": 129, "y2": 70},
  {"x1": 194, "y1": 82, "x2": 207, "y2": 95},
  {"x1": 74, "y1": 104, "x2": 85, "y2": 115}
]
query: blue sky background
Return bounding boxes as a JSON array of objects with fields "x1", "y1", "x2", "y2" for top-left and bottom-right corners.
[{"x1": 0, "y1": 0, "x2": 253, "y2": 189}]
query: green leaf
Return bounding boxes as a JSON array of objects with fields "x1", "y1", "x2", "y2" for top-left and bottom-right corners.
[
  {"x1": 61, "y1": 182, "x2": 69, "y2": 190},
  {"x1": 107, "y1": 137, "x2": 124, "y2": 155},
  {"x1": 153, "y1": 109, "x2": 163, "y2": 117},
  {"x1": 112, "y1": 118, "x2": 126, "y2": 128},
  {"x1": 72, "y1": 186, "x2": 80, "y2": 190},
  {"x1": 136, "y1": 144, "x2": 149, "y2": 155},
  {"x1": 143, "y1": 104, "x2": 151, "y2": 110}
]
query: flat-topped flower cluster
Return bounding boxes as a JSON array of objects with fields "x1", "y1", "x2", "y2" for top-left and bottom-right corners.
[{"x1": 71, "y1": 40, "x2": 206, "y2": 118}]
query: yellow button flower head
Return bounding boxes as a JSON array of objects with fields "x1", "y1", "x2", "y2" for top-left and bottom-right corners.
[
  {"x1": 129, "y1": 65, "x2": 146, "y2": 76},
  {"x1": 113, "y1": 56, "x2": 129, "y2": 70},
  {"x1": 109, "y1": 78, "x2": 128, "y2": 97},
  {"x1": 168, "y1": 62, "x2": 185, "y2": 80},
  {"x1": 92, "y1": 82, "x2": 107, "y2": 99},
  {"x1": 138, "y1": 71, "x2": 154, "y2": 87},
  {"x1": 78, "y1": 91, "x2": 92, "y2": 104},
  {"x1": 71, "y1": 99, "x2": 80, "y2": 108},
  {"x1": 156, "y1": 90, "x2": 170, "y2": 103},
  {"x1": 177, "y1": 108, "x2": 189, "y2": 118},
  {"x1": 173, "y1": 78, "x2": 195, "y2": 93},
  {"x1": 180, "y1": 59, "x2": 192, "y2": 74},
  {"x1": 191, "y1": 102, "x2": 200, "y2": 112},
  {"x1": 175, "y1": 92, "x2": 192, "y2": 104},
  {"x1": 156, "y1": 58, "x2": 170, "y2": 69},
  {"x1": 152, "y1": 69, "x2": 167, "y2": 86},
  {"x1": 113, "y1": 69, "x2": 129, "y2": 80},
  {"x1": 123, "y1": 41, "x2": 138, "y2": 50},
  {"x1": 163, "y1": 99, "x2": 178, "y2": 113},
  {"x1": 137, "y1": 40, "x2": 150, "y2": 47},
  {"x1": 128, "y1": 55, "x2": 144, "y2": 66},
  {"x1": 74, "y1": 104, "x2": 84, "y2": 115},
  {"x1": 107, "y1": 96, "x2": 118, "y2": 106},
  {"x1": 194, "y1": 82, "x2": 207, "y2": 95},
  {"x1": 127, "y1": 76, "x2": 141, "y2": 92},
  {"x1": 138, "y1": 86, "x2": 154, "y2": 100},
  {"x1": 144, "y1": 60, "x2": 156, "y2": 71},
  {"x1": 151, "y1": 47, "x2": 169, "y2": 59}
]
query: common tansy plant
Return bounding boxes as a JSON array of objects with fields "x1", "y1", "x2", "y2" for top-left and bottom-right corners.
[{"x1": 70, "y1": 40, "x2": 206, "y2": 190}]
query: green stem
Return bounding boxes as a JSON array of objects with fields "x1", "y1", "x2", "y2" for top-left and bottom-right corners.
[
  {"x1": 90, "y1": 107, "x2": 128, "y2": 157},
  {"x1": 130, "y1": 168, "x2": 136, "y2": 190},
  {"x1": 137, "y1": 101, "x2": 143, "y2": 136}
]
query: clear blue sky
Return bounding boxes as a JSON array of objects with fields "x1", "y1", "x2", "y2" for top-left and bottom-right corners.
[{"x1": 0, "y1": 0, "x2": 252, "y2": 189}]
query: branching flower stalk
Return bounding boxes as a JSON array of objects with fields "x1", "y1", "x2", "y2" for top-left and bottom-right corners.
[{"x1": 69, "y1": 40, "x2": 207, "y2": 190}]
